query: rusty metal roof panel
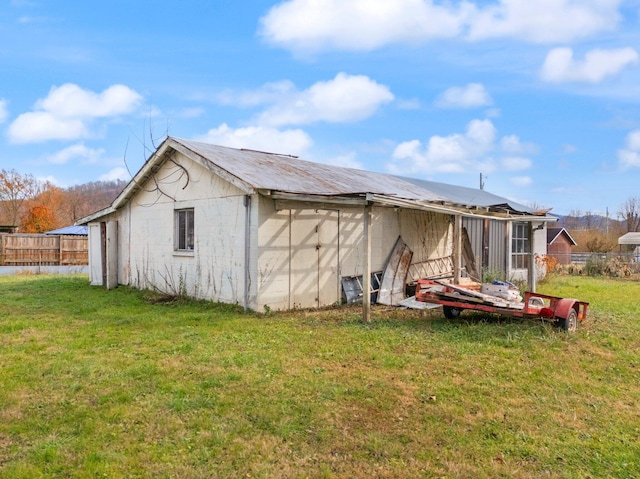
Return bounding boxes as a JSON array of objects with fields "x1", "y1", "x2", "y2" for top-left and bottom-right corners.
[
  {"x1": 398, "y1": 176, "x2": 535, "y2": 214},
  {"x1": 173, "y1": 137, "x2": 447, "y2": 202}
]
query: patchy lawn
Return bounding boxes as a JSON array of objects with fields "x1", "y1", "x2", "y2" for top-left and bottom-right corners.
[{"x1": 0, "y1": 274, "x2": 639, "y2": 478}]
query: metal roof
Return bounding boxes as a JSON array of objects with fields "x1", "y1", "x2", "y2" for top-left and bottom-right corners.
[
  {"x1": 399, "y1": 176, "x2": 535, "y2": 214},
  {"x1": 618, "y1": 232, "x2": 640, "y2": 245},
  {"x1": 81, "y1": 136, "x2": 553, "y2": 224},
  {"x1": 174, "y1": 138, "x2": 447, "y2": 202},
  {"x1": 45, "y1": 225, "x2": 88, "y2": 236},
  {"x1": 547, "y1": 227, "x2": 577, "y2": 246}
]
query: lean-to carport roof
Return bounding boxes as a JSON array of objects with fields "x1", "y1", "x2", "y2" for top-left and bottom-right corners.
[
  {"x1": 399, "y1": 177, "x2": 535, "y2": 214},
  {"x1": 79, "y1": 136, "x2": 554, "y2": 224}
]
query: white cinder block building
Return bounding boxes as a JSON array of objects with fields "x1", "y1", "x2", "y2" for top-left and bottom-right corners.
[{"x1": 78, "y1": 137, "x2": 554, "y2": 312}]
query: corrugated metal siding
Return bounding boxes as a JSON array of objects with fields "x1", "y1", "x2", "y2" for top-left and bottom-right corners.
[
  {"x1": 462, "y1": 218, "x2": 483, "y2": 264},
  {"x1": 488, "y1": 220, "x2": 507, "y2": 275}
]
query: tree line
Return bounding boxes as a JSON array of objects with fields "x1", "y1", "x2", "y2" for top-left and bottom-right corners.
[
  {"x1": 0, "y1": 168, "x2": 126, "y2": 233},
  {"x1": 558, "y1": 197, "x2": 640, "y2": 253}
]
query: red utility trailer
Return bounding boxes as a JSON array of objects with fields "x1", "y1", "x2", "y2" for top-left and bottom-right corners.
[{"x1": 415, "y1": 279, "x2": 589, "y2": 332}]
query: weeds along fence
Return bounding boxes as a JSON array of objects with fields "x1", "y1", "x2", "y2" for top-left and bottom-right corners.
[
  {"x1": 0, "y1": 234, "x2": 88, "y2": 266},
  {"x1": 550, "y1": 252, "x2": 640, "y2": 277}
]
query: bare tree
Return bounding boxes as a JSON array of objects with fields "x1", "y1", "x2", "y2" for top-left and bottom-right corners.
[
  {"x1": 618, "y1": 197, "x2": 640, "y2": 232},
  {"x1": 0, "y1": 169, "x2": 40, "y2": 227}
]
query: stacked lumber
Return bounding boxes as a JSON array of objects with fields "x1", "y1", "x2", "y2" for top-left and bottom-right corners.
[{"x1": 417, "y1": 279, "x2": 525, "y2": 310}]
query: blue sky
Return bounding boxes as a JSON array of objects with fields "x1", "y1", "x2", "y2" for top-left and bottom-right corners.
[{"x1": 2, "y1": 0, "x2": 640, "y2": 216}]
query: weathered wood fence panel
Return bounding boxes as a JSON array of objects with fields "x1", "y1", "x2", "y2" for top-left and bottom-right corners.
[{"x1": 0, "y1": 234, "x2": 88, "y2": 266}]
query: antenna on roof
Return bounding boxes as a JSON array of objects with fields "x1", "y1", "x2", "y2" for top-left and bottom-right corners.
[{"x1": 480, "y1": 173, "x2": 486, "y2": 190}]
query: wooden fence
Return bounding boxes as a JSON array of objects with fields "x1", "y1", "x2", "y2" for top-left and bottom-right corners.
[{"x1": 0, "y1": 234, "x2": 88, "y2": 266}]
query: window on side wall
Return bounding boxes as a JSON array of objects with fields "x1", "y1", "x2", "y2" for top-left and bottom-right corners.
[
  {"x1": 511, "y1": 222, "x2": 529, "y2": 269},
  {"x1": 175, "y1": 208, "x2": 194, "y2": 251}
]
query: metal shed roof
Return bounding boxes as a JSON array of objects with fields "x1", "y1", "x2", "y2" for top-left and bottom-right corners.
[
  {"x1": 80, "y1": 136, "x2": 555, "y2": 224},
  {"x1": 174, "y1": 138, "x2": 447, "y2": 202},
  {"x1": 45, "y1": 225, "x2": 88, "y2": 236},
  {"x1": 618, "y1": 232, "x2": 640, "y2": 245},
  {"x1": 547, "y1": 227, "x2": 577, "y2": 246},
  {"x1": 399, "y1": 176, "x2": 535, "y2": 214}
]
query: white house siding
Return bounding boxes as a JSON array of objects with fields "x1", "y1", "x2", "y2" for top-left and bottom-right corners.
[
  {"x1": 255, "y1": 200, "x2": 452, "y2": 310},
  {"x1": 113, "y1": 153, "x2": 254, "y2": 305},
  {"x1": 88, "y1": 222, "x2": 103, "y2": 285}
]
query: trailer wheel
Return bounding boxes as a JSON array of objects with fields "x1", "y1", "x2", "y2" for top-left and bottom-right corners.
[
  {"x1": 557, "y1": 308, "x2": 578, "y2": 332},
  {"x1": 443, "y1": 306, "x2": 461, "y2": 319}
]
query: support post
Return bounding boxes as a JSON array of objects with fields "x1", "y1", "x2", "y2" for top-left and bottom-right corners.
[
  {"x1": 453, "y1": 214, "x2": 462, "y2": 284},
  {"x1": 362, "y1": 203, "x2": 372, "y2": 323},
  {"x1": 528, "y1": 223, "x2": 536, "y2": 293},
  {"x1": 243, "y1": 195, "x2": 252, "y2": 311}
]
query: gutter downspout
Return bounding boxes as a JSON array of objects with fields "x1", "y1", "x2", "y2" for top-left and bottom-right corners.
[{"x1": 244, "y1": 195, "x2": 251, "y2": 311}]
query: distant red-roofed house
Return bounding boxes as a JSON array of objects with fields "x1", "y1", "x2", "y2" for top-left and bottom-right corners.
[{"x1": 547, "y1": 227, "x2": 577, "y2": 264}]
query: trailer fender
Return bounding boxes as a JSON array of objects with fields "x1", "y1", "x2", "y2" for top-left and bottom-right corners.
[{"x1": 554, "y1": 299, "x2": 579, "y2": 320}]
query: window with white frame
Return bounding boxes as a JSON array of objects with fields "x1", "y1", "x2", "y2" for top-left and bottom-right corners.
[
  {"x1": 511, "y1": 222, "x2": 529, "y2": 269},
  {"x1": 175, "y1": 208, "x2": 194, "y2": 251}
]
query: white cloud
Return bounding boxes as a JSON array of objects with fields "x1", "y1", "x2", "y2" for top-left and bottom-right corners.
[
  {"x1": 215, "y1": 80, "x2": 296, "y2": 107},
  {"x1": 0, "y1": 99, "x2": 8, "y2": 123},
  {"x1": 177, "y1": 107, "x2": 205, "y2": 119},
  {"x1": 45, "y1": 143, "x2": 106, "y2": 165},
  {"x1": 99, "y1": 167, "x2": 131, "y2": 182},
  {"x1": 510, "y1": 176, "x2": 532, "y2": 187},
  {"x1": 435, "y1": 83, "x2": 492, "y2": 109},
  {"x1": 36, "y1": 83, "x2": 141, "y2": 118},
  {"x1": 501, "y1": 156, "x2": 532, "y2": 171},
  {"x1": 9, "y1": 113, "x2": 88, "y2": 143},
  {"x1": 500, "y1": 134, "x2": 537, "y2": 155},
  {"x1": 540, "y1": 47, "x2": 639, "y2": 83},
  {"x1": 259, "y1": 0, "x2": 469, "y2": 53},
  {"x1": 390, "y1": 118, "x2": 497, "y2": 174},
  {"x1": 467, "y1": 0, "x2": 621, "y2": 43},
  {"x1": 618, "y1": 130, "x2": 640, "y2": 168},
  {"x1": 196, "y1": 123, "x2": 313, "y2": 156},
  {"x1": 35, "y1": 175, "x2": 61, "y2": 186},
  {"x1": 256, "y1": 73, "x2": 393, "y2": 127},
  {"x1": 260, "y1": 0, "x2": 622, "y2": 53},
  {"x1": 8, "y1": 83, "x2": 142, "y2": 143},
  {"x1": 389, "y1": 119, "x2": 538, "y2": 176}
]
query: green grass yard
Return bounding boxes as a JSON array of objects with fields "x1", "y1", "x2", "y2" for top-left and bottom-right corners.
[{"x1": 0, "y1": 274, "x2": 639, "y2": 478}]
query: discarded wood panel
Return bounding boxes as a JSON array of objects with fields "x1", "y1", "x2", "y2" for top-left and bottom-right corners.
[
  {"x1": 341, "y1": 271, "x2": 383, "y2": 304},
  {"x1": 461, "y1": 227, "x2": 480, "y2": 281},
  {"x1": 407, "y1": 256, "x2": 454, "y2": 283},
  {"x1": 397, "y1": 295, "x2": 441, "y2": 310},
  {"x1": 378, "y1": 236, "x2": 413, "y2": 306}
]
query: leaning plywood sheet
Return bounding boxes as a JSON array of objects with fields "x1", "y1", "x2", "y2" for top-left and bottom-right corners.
[
  {"x1": 461, "y1": 227, "x2": 480, "y2": 281},
  {"x1": 378, "y1": 236, "x2": 413, "y2": 305}
]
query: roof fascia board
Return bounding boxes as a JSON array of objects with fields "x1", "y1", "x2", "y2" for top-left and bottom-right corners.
[
  {"x1": 371, "y1": 194, "x2": 558, "y2": 222},
  {"x1": 270, "y1": 191, "x2": 367, "y2": 207},
  {"x1": 171, "y1": 140, "x2": 255, "y2": 195},
  {"x1": 75, "y1": 206, "x2": 116, "y2": 225},
  {"x1": 563, "y1": 228, "x2": 578, "y2": 245}
]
